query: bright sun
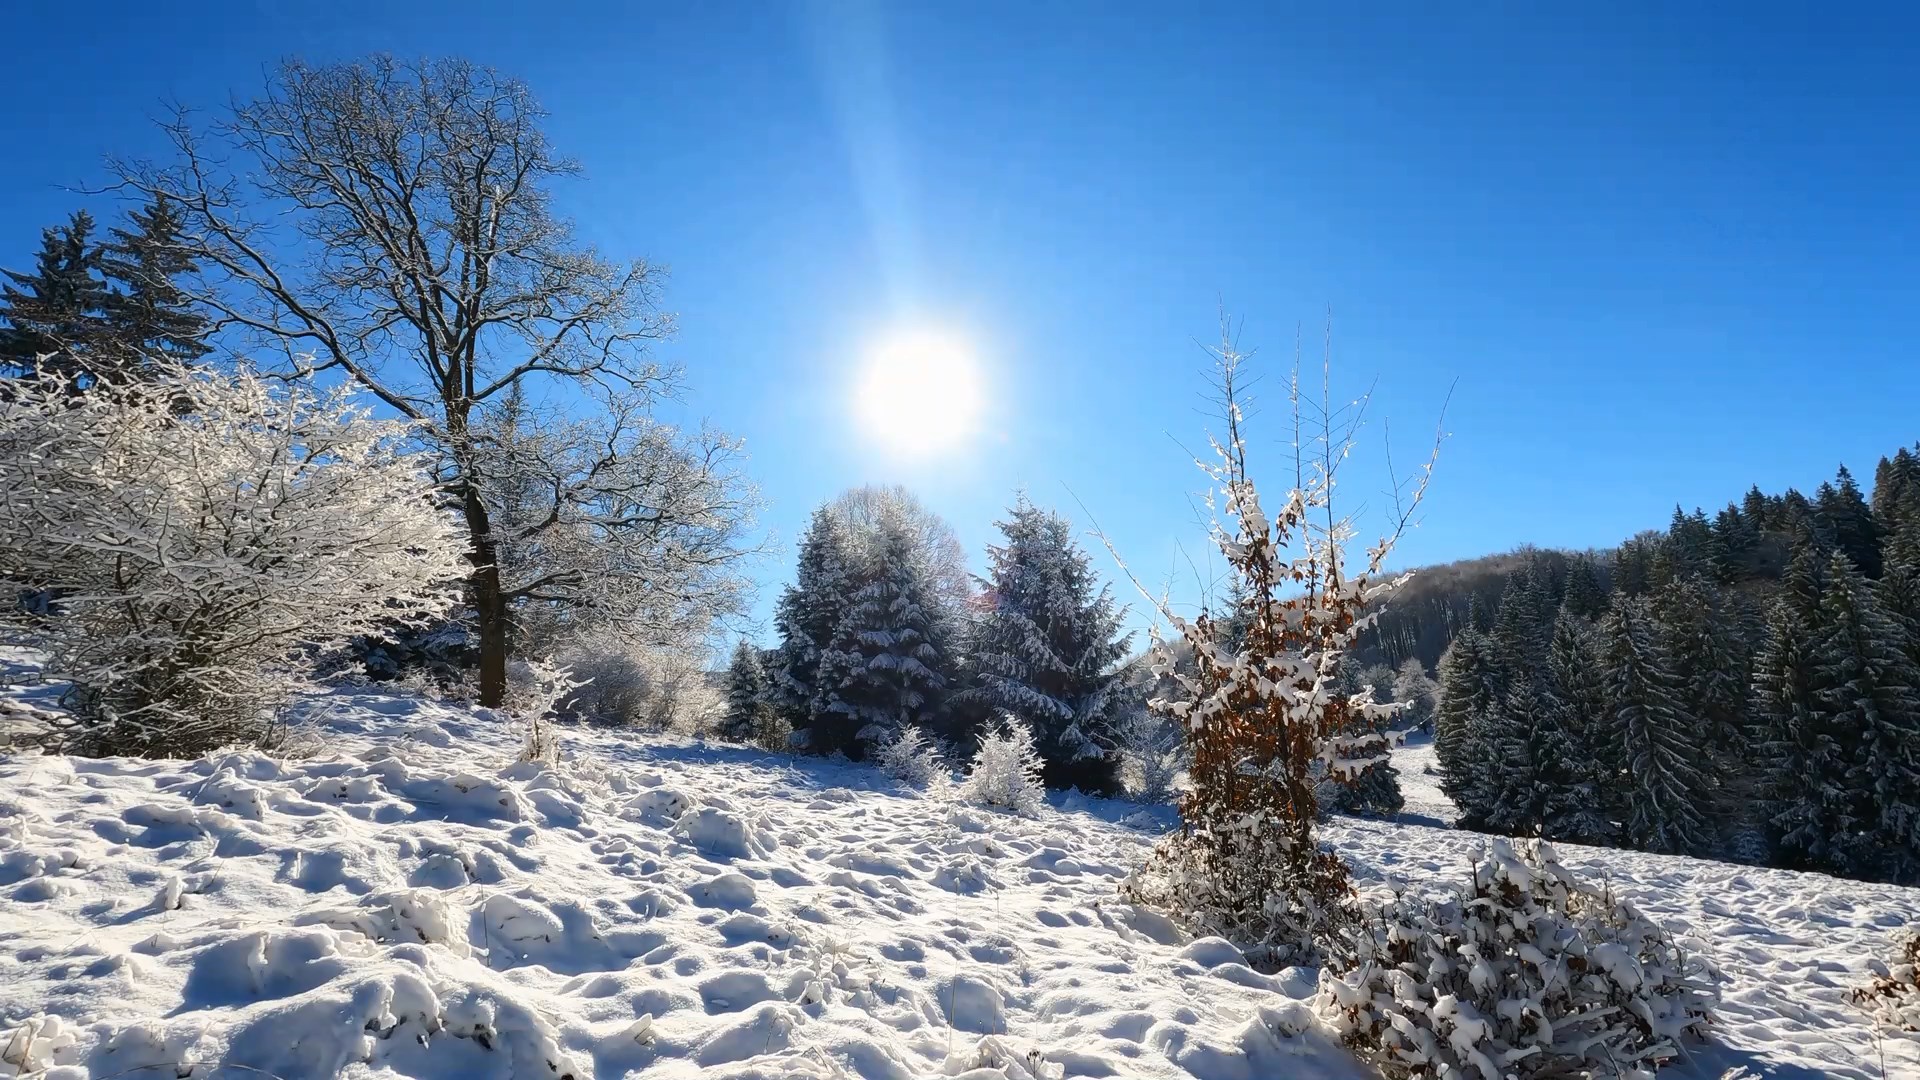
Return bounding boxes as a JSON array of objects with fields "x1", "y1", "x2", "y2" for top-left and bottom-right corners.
[{"x1": 855, "y1": 331, "x2": 984, "y2": 456}]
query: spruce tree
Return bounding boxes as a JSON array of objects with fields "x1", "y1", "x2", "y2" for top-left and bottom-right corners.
[
  {"x1": 1817, "y1": 466, "x2": 1881, "y2": 578},
  {"x1": 1872, "y1": 447, "x2": 1920, "y2": 537},
  {"x1": 1812, "y1": 552, "x2": 1920, "y2": 883},
  {"x1": 1435, "y1": 627, "x2": 1501, "y2": 827},
  {"x1": 772, "y1": 508, "x2": 862, "y2": 748},
  {"x1": 1601, "y1": 598, "x2": 1710, "y2": 856},
  {"x1": 719, "y1": 639, "x2": 777, "y2": 744},
  {"x1": 1560, "y1": 553, "x2": 1608, "y2": 621},
  {"x1": 1664, "y1": 506, "x2": 1715, "y2": 583},
  {"x1": 812, "y1": 523, "x2": 953, "y2": 759},
  {"x1": 1651, "y1": 576, "x2": 1753, "y2": 844},
  {"x1": 1491, "y1": 571, "x2": 1548, "y2": 683},
  {"x1": 1711, "y1": 504, "x2": 1757, "y2": 582},
  {"x1": 0, "y1": 210, "x2": 112, "y2": 378},
  {"x1": 1751, "y1": 593, "x2": 1832, "y2": 872},
  {"x1": 958, "y1": 496, "x2": 1130, "y2": 792},
  {"x1": 1878, "y1": 529, "x2": 1920, "y2": 671},
  {"x1": 98, "y1": 195, "x2": 211, "y2": 369},
  {"x1": 1479, "y1": 679, "x2": 1591, "y2": 840},
  {"x1": 1544, "y1": 608, "x2": 1617, "y2": 843},
  {"x1": 1742, "y1": 484, "x2": 1774, "y2": 532}
]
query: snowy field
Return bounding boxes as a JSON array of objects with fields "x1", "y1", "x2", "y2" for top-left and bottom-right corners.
[{"x1": 2, "y1": 682, "x2": 1916, "y2": 1079}]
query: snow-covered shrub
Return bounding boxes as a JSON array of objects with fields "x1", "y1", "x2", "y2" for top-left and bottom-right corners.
[
  {"x1": 0, "y1": 364, "x2": 466, "y2": 757},
  {"x1": 875, "y1": 724, "x2": 950, "y2": 790},
  {"x1": 551, "y1": 636, "x2": 722, "y2": 733},
  {"x1": 1111, "y1": 707, "x2": 1184, "y2": 803},
  {"x1": 960, "y1": 716, "x2": 1046, "y2": 815},
  {"x1": 1852, "y1": 927, "x2": 1920, "y2": 1032},
  {"x1": 506, "y1": 659, "x2": 582, "y2": 765},
  {"x1": 1318, "y1": 838, "x2": 1720, "y2": 1079},
  {"x1": 1321, "y1": 757, "x2": 1406, "y2": 818}
]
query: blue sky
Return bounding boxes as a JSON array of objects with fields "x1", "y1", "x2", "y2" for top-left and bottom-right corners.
[{"x1": 5, "y1": 2, "x2": 1919, "y2": 643}]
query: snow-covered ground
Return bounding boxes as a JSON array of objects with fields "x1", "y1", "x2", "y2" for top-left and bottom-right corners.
[{"x1": 1, "y1": 680, "x2": 1915, "y2": 1079}]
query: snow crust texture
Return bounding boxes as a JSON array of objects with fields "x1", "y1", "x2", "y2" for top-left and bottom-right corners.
[{"x1": 1, "y1": 689, "x2": 1916, "y2": 1079}]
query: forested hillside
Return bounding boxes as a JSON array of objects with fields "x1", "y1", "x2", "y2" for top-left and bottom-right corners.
[{"x1": 1387, "y1": 449, "x2": 1920, "y2": 886}]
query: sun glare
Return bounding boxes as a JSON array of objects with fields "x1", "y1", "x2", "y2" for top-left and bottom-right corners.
[{"x1": 855, "y1": 331, "x2": 984, "y2": 456}]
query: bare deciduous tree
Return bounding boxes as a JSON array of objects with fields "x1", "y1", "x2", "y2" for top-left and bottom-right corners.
[{"x1": 111, "y1": 56, "x2": 753, "y2": 704}]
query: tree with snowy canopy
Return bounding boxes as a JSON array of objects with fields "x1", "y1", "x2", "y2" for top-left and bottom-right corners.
[
  {"x1": 1116, "y1": 327, "x2": 1441, "y2": 967},
  {"x1": 1601, "y1": 597, "x2": 1711, "y2": 856},
  {"x1": 956, "y1": 495, "x2": 1131, "y2": 792},
  {"x1": 1434, "y1": 626, "x2": 1501, "y2": 828},
  {"x1": 1752, "y1": 536, "x2": 1846, "y2": 872},
  {"x1": 1809, "y1": 551, "x2": 1920, "y2": 883},
  {"x1": 811, "y1": 522, "x2": 955, "y2": 759},
  {"x1": 1651, "y1": 575, "x2": 1755, "y2": 841},
  {"x1": 774, "y1": 508, "x2": 863, "y2": 748},
  {"x1": 1873, "y1": 446, "x2": 1920, "y2": 536},
  {"x1": 1391, "y1": 658, "x2": 1437, "y2": 731},
  {"x1": 0, "y1": 363, "x2": 467, "y2": 756},
  {"x1": 1477, "y1": 679, "x2": 1593, "y2": 840},
  {"x1": 1559, "y1": 552, "x2": 1608, "y2": 621},
  {"x1": 1542, "y1": 607, "x2": 1618, "y2": 844},
  {"x1": 1817, "y1": 465, "x2": 1881, "y2": 578},
  {"x1": 718, "y1": 639, "x2": 777, "y2": 744},
  {"x1": 1879, "y1": 528, "x2": 1920, "y2": 671}
]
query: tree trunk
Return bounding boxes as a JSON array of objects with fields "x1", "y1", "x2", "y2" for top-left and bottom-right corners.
[{"x1": 457, "y1": 477, "x2": 509, "y2": 708}]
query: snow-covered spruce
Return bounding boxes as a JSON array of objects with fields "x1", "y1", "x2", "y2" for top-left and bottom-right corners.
[
  {"x1": 959, "y1": 715, "x2": 1047, "y2": 816},
  {"x1": 0, "y1": 363, "x2": 466, "y2": 756},
  {"x1": 1318, "y1": 838, "x2": 1720, "y2": 1080},
  {"x1": 1852, "y1": 927, "x2": 1920, "y2": 1032},
  {"x1": 957, "y1": 495, "x2": 1132, "y2": 793}
]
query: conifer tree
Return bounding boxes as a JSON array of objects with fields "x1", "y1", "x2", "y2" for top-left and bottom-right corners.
[
  {"x1": 1878, "y1": 529, "x2": 1920, "y2": 671},
  {"x1": 1612, "y1": 538, "x2": 1655, "y2": 598},
  {"x1": 1560, "y1": 553, "x2": 1608, "y2": 621},
  {"x1": 0, "y1": 211, "x2": 112, "y2": 378},
  {"x1": 1664, "y1": 506, "x2": 1715, "y2": 583},
  {"x1": 773, "y1": 508, "x2": 862, "y2": 747},
  {"x1": 719, "y1": 639, "x2": 777, "y2": 744},
  {"x1": 1491, "y1": 571, "x2": 1548, "y2": 683},
  {"x1": 1601, "y1": 598, "x2": 1710, "y2": 856},
  {"x1": 1817, "y1": 466, "x2": 1880, "y2": 578},
  {"x1": 1711, "y1": 504, "x2": 1757, "y2": 582},
  {"x1": 1478, "y1": 679, "x2": 1592, "y2": 840},
  {"x1": 1651, "y1": 576, "x2": 1753, "y2": 837},
  {"x1": 1544, "y1": 608, "x2": 1617, "y2": 843},
  {"x1": 1812, "y1": 552, "x2": 1920, "y2": 882},
  {"x1": 1872, "y1": 447, "x2": 1920, "y2": 537},
  {"x1": 1742, "y1": 484, "x2": 1774, "y2": 532},
  {"x1": 1435, "y1": 627, "x2": 1501, "y2": 826},
  {"x1": 958, "y1": 496, "x2": 1130, "y2": 791},
  {"x1": 98, "y1": 195, "x2": 211, "y2": 368},
  {"x1": 812, "y1": 523, "x2": 953, "y2": 759}
]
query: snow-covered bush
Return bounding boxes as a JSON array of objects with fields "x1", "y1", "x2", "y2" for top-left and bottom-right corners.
[
  {"x1": 506, "y1": 659, "x2": 583, "y2": 765},
  {"x1": 1111, "y1": 707, "x2": 1184, "y2": 803},
  {"x1": 0, "y1": 364, "x2": 466, "y2": 756},
  {"x1": 960, "y1": 716, "x2": 1046, "y2": 815},
  {"x1": 875, "y1": 724, "x2": 950, "y2": 790},
  {"x1": 1852, "y1": 927, "x2": 1920, "y2": 1032},
  {"x1": 551, "y1": 636, "x2": 722, "y2": 733},
  {"x1": 1319, "y1": 839, "x2": 1720, "y2": 1079}
]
